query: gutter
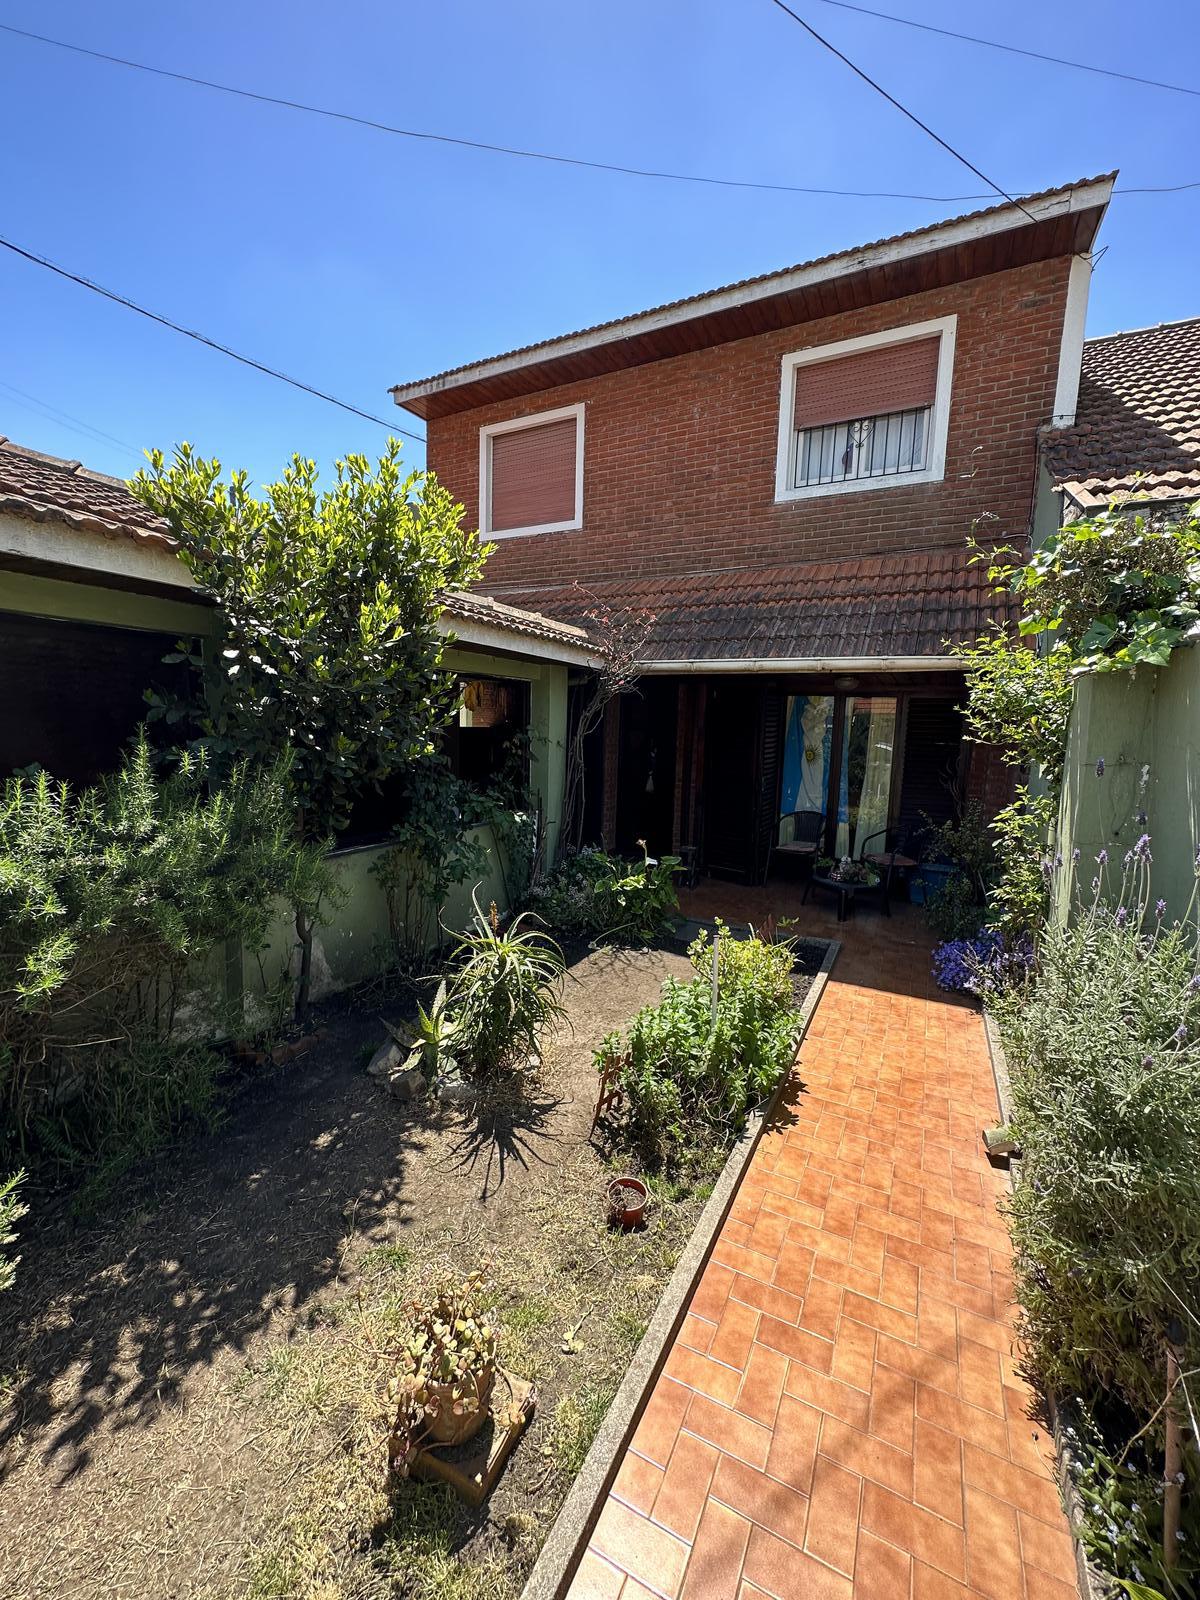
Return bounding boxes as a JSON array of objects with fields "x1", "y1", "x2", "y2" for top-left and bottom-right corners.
[{"x1": 636, "y1": 655, "x2": 964, "y2": 675}]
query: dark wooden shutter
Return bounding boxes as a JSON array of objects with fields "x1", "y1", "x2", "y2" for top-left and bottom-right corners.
[
  {"x1": 896, "y1": 697, "x2": 964, "y2": 842},
  {"x1": 752, "y1": 686, "x2": 785, "y2": 882}
]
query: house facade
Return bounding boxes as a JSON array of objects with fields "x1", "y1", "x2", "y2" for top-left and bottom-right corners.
[{"x1": 393, "y1": 175, "x2": 1115, "y2": 878}]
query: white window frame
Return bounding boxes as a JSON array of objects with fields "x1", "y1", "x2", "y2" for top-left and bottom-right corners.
[
  {"x1": 773, "y1": 315, "x2": 957, "y2": 504},
  {"x1": 479, "y1": 402, "x2": 585, "y2": 540}
]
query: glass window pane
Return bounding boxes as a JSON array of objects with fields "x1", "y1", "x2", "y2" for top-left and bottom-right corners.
[
  {"x1": 835, "y1": 696, "x2": 898, "y2": 857},
  {"x1": 780, "y1": 694, "x2": 835, "y2": 841}
]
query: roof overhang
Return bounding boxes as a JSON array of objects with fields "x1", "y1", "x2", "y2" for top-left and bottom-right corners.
[
  {"x1": 0, "y1": 508, "x2": 201, "y2": 602},
  {"x1": 392, "y1": 175, "x2": 1115, "y2": 421}
]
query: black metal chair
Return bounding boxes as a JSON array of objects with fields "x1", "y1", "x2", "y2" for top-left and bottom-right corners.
[
  {"x1": 765, "y1": 810, "x2": 825, "y2": 884},
  {"x1": 858, "y1": 826, "x2": 918, "y2": 916}
]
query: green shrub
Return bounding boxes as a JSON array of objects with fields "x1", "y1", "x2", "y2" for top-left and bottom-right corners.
[
  {"x1": 0, "y1": 738, "x2": 331, "y2": 1178},
  {"x1": 449, "y1": 900, "x2": 566, "y2": 1077},
  {"x1": 0, "y1": 1169, "x2": 26, "y2": 1294},
  {"x1": 602, "y1": 925, "x2": 800, "y2": 1158},
  {"x1": 923, "y1": 873, "x2": 984, "y2": 941},
  {"x1": 531, "y1": 845, "x2": 679, "y2": 945},
  {"x1": 993, "y1": 845, "x2": 1200, "y2": 1425}
]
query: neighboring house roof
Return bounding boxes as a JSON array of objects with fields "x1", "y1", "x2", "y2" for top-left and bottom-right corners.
[
  {"x1": 490, "y1": 546, "x2": 1010, "y2": 668},
  {"x1": 0, "y1": 437, "x2": 174, "y2": 547},
  {"x1": 1042, "y1": 316, "x2": 1200, "y2": 508},
  {"x1": 390, "y1": 175, "x2": 1115, "y2": 420},
  {"x1": 439, "y1": 588, "x2": 597, "y2": 661}
]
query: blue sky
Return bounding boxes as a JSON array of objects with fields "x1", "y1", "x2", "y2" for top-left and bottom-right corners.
[{"x1": 1, "y1": 0, "x2": 1197, "y2": 486}]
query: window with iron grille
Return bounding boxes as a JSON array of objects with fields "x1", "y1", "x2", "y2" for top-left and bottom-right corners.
[
  {"x1": 775, "y1": 318, "x2": 955, "y2": 502},
  {"x1": 793, "y1": 405, "x2": 929, "y2": 488}
]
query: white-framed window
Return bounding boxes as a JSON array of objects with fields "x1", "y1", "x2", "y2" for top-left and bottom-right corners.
[
  {"x1": 774, "y1": 316, "x2": 957, "y2": 503},
  {"x1": 479, "y1": 403, "x2": 585, "y2": 539}
]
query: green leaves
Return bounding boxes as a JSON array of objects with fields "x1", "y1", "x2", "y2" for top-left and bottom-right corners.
[{"x1": 129, "y1": 439, "x2": 486, "y2": 842}]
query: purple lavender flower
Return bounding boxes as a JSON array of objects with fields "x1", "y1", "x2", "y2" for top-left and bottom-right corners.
[
  {"x1": 1096, "y1": 758, "x2": 1106, "y2": 776},
  {"x1": 1096, "y1": 849, "x2": 1109, "y2": 866},
  {"x1": 1142, "y1": 1055, "x2": 1155, "y2": 1069},
  {"x1": 1072, "y1": 848, "x2": 1081, "y2": 864},
  {"x1": 1174, "y1": 1024, "x2": 1188, "y2": 1043},
  {"x1": 1189, "y1": 974, "x2": 1200, "y2": 994},
  {"x1": 1116, "y1": 907, "x2": 1129, "y2": 927},
  {"x1": 1137, "y1": 810, "x2": 1148, "y2": 826},
  {"x1": 1156, "y1": 898, "x2": 1167, "y2": 918},
  {"x1": 1134, "y1": 833, "x2": 1153, "y2": 861}
]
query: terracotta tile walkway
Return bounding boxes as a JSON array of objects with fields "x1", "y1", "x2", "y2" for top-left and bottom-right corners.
[{"x1": 568, "y1": 887, "x2": 1077, "y2": 1600}]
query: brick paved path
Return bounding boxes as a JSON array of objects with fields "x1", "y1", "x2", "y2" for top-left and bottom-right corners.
[{"x1": 567, "y1": 899, "x2": 1077, "y2": 1600}]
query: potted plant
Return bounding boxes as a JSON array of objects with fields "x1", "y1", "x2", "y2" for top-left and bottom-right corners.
[
  {"x1": 387, "y1": 1271, "x2": 499, "y2": 1476},
  {"x1": 607, "y1": 1174, "x2": 648, "y2": 1228}
]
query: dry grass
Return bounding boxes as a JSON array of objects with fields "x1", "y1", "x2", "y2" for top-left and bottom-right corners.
[{"x1": 224, "y1": 1093, "x2": 718, "y2": 1600}]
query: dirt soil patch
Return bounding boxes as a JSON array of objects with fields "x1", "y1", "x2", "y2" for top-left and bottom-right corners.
[{"x1": 0, "y1": 943, "x2": 758, "y2": 1600}]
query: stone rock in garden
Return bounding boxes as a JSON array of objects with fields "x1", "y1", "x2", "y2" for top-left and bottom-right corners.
[
  {"x1": 436, "y1": 1072, "x2": 479, "y2": 1110},
  {"x1": 367, "y1": 1038, "x2": 405, "y2": 1078},
  {"x1": 386, "y1": 1067, "x2": 427, "y2": 1102}
]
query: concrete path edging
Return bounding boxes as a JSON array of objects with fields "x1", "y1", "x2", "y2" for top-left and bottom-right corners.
[{"x1": 521, "y1": 937, "x2": 841, "y2": 1600}]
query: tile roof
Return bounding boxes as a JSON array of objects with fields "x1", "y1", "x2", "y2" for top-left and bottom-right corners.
[
  {"x1": 0, "y1": 437, "x2": 174, "y2": 547},
  {"x1": 1042, "y1": 315, "x2": 1200, "y2": 508},
  {"x1": 488, "y1": 545, "x2": 1012, "y2": 664},
  {"x1": 440, "y1": 587, "x2": 597, "y2": 653},
  {"x1": 390, "y1": 175, "x2": 1115, "y2": 416}
]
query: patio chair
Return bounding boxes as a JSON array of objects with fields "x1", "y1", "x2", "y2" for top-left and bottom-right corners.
[
  {"x1": 765, "y1": 810, "x2": 825, "y2": 884},
  {"x1": 858, "y1": 826, "x2": 918, "y2": 916}
]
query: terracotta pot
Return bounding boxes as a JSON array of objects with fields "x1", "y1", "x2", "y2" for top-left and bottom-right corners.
[
  {"x1": 424, "y1": 1362, "x2": 495, "y2": 1447},
  {"x1": 608, "y1": 1175, "x2": 648, "y2": 1229}
]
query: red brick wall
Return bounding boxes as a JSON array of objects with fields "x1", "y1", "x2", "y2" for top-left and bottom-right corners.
[{"x1": 425, "y1": 257, "x2": 1072, "y2": 591}]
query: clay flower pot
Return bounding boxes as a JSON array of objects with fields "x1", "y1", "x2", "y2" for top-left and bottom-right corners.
[
  {"x1": 608, "y1": 1175, "x2": 648, "y2": 1229},
  {"x1": 424, "y1": 1362, "x2": 496, "y2": 1447}
]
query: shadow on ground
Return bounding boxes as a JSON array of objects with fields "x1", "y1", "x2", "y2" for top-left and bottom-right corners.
[{"x1": 0, "y1": 999, "x2": 428, "y2": 1487}]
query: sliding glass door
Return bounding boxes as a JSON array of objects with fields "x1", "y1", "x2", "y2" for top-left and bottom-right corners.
[
  {"x1": 778, "y1": 691, "x2": 898, "y2": 856},
  {"x1": 835, "y1": 695, "x2": 897, "y2": 857}
]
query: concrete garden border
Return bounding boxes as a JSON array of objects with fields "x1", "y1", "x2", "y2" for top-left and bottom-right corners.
[{"x1": 522, "y1": 936, "x2": 841, "y2": 1600}]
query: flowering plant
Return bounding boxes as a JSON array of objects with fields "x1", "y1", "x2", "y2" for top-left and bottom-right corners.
[{"x1": 931, "y1": 928, "x2": 1034, "y2": 995}]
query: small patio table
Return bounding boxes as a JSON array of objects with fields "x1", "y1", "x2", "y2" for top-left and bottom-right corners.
[{"x1": 804, "y1": 870, "x2": 880, "y2": 923}]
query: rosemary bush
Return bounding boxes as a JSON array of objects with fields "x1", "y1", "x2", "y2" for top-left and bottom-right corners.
[
  {"x1": 994, "y1": 839, "x2": 1200, "y2": 1424},
  {"x1": 0, "y1": 738, "x2": 331, "y2": 1181},
  {"x1": 0, "y1": 1169, "x2": 26, "y2": 1294}
]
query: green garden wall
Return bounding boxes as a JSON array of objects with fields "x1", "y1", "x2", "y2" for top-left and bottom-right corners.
[{"x1": 1056, "y1": 644, "x2": 1200, "y2": 922}]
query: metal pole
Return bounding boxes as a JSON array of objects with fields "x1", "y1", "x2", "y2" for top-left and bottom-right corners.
[{"x1": 1164, "y1": 1343, "x2": 1183, "y2": 1575}]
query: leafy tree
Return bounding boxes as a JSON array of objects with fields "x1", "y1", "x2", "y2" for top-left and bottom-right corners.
[{"x1": 131, "y1": 441, "x2": 488, "y2": 1009}]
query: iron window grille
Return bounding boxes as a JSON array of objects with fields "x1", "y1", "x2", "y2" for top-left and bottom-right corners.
[{"x1": 793, "y1": 405, "x2": 930, "y2": 489}]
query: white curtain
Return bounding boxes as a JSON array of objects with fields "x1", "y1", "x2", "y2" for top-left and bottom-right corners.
[{"x1": 852, "y1": 701, "x2": 897, "y2": 857}]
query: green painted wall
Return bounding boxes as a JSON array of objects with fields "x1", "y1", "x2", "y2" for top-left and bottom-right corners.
[
  {"x1": 3, "y1": 569, "x2": 213, "y2": 635},
  {"x1": 1056, "y1": 644, "x2": 1200, "y2": 923}
]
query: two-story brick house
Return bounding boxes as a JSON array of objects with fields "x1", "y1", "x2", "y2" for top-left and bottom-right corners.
[{"x1": 391, "y1": 175, "x2": 1115, "y2": 880}]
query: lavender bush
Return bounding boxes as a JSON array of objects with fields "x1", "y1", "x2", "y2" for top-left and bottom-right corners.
[
  {"x1": 993, "y1": 832, "x2": 1200, "y2": 1425},
  {"x1": 931, "y1": 927, "x2": 1034, "y2": 995}
]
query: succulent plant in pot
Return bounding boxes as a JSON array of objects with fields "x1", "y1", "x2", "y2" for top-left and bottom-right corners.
[{"x1": 387, "y1": 1271, "x2": 500, "y2": 1476}]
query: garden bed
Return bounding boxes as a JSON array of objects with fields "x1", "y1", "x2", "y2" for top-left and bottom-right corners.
[{"x1": 0, "y1": 938, "x2": 820, "y2": 1600}]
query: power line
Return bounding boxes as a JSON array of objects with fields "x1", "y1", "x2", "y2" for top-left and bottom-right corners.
[
  {"x1": 763, "y1": 0, "x2": 1038, "y2": 223},
  {"x1": 812, "y1": 0, "x2": 1200, "y2": 100},
  {"x1": 0, "y1": 20, "x2": 987, "y2": 203},
  {"x1": 0, "y1": 377, "x2": 143, "y2": 458},
  {"x1": 0, "y1": 235, "x2": 424, "y2": 441},
  {"x1": 0, "y1": 20, "x2": 1194, "y2": 205}
]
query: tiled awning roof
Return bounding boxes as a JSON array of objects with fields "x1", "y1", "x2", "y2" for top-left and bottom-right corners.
[
  {"x1": 488, "y1": 545, "x2": 1012, "y2": 666},
  {"x1": 1043, "y1": 316, "x2": 1200, "y2": 508},
  {"x1": 0, "y1": 438, "x2": 174, "y2": 547}
]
